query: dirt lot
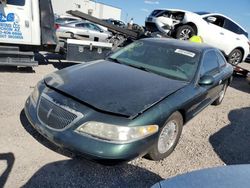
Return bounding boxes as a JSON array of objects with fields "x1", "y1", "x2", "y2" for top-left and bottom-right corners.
[{"x1": 0, "y1": 58, "x2": 250, "y2": 188}]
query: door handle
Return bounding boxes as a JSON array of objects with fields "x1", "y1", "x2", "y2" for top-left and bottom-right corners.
[
  {"x1": 220, "y1": 32, "x2": 224, "y2": 35},
  {"x1": 236, "y1": 38, "x2": 240, "y2": 40},
  {"x1": 219, "y1": 80, "x2": 222, "y2": 85}
]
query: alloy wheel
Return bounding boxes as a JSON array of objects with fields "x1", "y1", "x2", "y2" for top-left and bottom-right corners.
[
  {"x1": 179, "y1": 29, "x2": 192, "y2": 40},
  {"x1": 158, "y1": 120, "x2": 178, "y2": 154}
]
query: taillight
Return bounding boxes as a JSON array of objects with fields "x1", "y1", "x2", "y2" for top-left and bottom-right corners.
[{"x1": 54, "y1": 24, "x2": 60, "y2": 30}]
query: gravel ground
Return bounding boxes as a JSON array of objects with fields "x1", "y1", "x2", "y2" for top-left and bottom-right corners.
[{"x1": 0, "y1": 58, "x2": 249, "y2": 188}]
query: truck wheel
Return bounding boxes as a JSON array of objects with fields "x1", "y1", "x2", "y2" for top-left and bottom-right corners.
[
  {"x1": 228, "y1": 49, "x2": 243, "y2": 65},
  {"x1": 176, "y1": 25, "x2": 195, "y2": 40},
  {"x1": 146, "y1": 112, "x2": 183, "y2": 161}
]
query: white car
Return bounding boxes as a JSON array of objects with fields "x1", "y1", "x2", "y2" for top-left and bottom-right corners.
[{"x1": 145, "y1": 9, "x2": 250, "y2": 65}]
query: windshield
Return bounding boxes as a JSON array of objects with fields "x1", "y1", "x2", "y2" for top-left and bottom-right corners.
[{"x1": 110, "y1": 40, "x2": 201, "y2": 82}]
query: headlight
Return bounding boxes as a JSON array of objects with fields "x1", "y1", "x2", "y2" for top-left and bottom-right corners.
[
  {"x1": 76, "y1": 122, "x2": 158, "y2": 143},
  {"x1": 30, "y1": 84, "x2": 39, "y2": 105}
]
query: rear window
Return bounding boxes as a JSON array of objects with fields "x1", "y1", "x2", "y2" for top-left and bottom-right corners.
[
  {"x1": 223, "y1": 19, "x2": 240, "y2": 34},
  {"x1": 7, "y1": 0, "x2": 25, "y2": 6},
  {"x1": 237, "y1": 28, "x2": 248, "y2": 38}
]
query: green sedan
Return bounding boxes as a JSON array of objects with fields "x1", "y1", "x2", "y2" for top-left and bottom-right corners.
[{"x1": 25, "y1": 38, "x2": 233, "y2": 163}]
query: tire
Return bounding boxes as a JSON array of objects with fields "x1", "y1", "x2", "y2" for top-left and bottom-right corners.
[
  {"x1": 176, "y1": 25, "x2": 195, "y2": 40},
  {"x1": 212, "y1": 83, "x2": 228, "y2": 106},
  {"x1": 146, "y1": 112, "x2": 183, "y2": 161},
  {"x1": 228, "y1": 49, "x2": 243, "y2": 65}
]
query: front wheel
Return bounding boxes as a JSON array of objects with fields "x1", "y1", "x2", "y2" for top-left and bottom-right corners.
[
  {"x1": 176, "y1": 25, "x2": 195, "y2": 40},
  {"x1": 228, "y1": 49, "x2": 243, "y2": 65},
  {"x1": 146, "y1": 112, "x2": 183, "y2": 161}
]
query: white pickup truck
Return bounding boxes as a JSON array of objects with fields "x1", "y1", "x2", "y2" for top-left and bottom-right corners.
[{"x1": 0, "y1": 0, "x2": 112, "y2": 66}]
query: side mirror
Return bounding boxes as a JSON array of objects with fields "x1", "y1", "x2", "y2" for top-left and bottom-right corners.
[
  {"x1": 206, "y1": 16, "x2": 217, "y2": 23},
  {"x1": 199, "y1": 75, "x2": 214, "y2": 86}
]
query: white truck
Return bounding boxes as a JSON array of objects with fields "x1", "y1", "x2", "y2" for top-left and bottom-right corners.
[
  {"x1": 0, "y1": 0, "x2": 58, "y2": 66},
  {"x1": 0, "y1": 0, "x2": 114, "y2": 67}
]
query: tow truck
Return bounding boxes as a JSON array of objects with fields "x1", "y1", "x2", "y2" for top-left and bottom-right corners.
[{"x1": 0, "y1": 0, "x2": 144, "y2": 67}]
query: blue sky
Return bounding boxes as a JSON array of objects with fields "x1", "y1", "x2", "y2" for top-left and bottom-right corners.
[{"x1": 98, "y1": 0, "x2": 250, "y2": 37}]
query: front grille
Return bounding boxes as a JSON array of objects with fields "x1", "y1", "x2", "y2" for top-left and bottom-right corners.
[{"x1": 37, "y1": 94, "x2": 83, "y2": 130}]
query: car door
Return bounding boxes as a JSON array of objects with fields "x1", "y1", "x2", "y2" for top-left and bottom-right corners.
[
  {"x1": 186, "y1": 50, "x2": 221, "y2": 117},
  {"x1": 74, "y1": 23, "x2": 92, "y2": 40},
  {"x1": 0, "y1": 0, "x2": 32, "y2": 45},
  {"x1": 202, "y1": 15, "x2": 228, "y2": 52}
]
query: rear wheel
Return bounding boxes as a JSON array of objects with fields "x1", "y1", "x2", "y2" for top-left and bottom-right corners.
[
  {"x1": 176, "y1": 25, "x2": 195, "y2": 40},
  {"x1": 146, "y1": 112, "x2": 183, "y2": 161},
  {"x1": 228, "y1": 49, "x2": 243, "y2": 65}
]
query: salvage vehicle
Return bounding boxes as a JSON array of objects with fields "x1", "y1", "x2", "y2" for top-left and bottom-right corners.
[
  {"x1": 25, "y1": 38, "x2": 233, "y2": 163},
  {"x1": 102, "y1": 18, "x2": 126, "y2": 28},
  {"x1": 145, "y1": 9, "x2": 250, "y2": 65},
  {"x1": 56, "y1": 21, "x2": 112, "y2": 42}
]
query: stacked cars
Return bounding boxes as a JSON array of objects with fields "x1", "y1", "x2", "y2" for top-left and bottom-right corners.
[
  {"x1": 56, "y1": 20, "x2": 112, "y2": 42},
  {"x1": 145, "y1": 9, "x2": 250, "y2": 65}
]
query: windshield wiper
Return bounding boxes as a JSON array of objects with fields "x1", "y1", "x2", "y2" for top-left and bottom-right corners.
[
  {"x1": 126, "y1": 64, "x2": 151, "y2": 73},
  {"x1": 107, "y1": 58, "x2": 151, "y2": 73},
  {"x1": 107, "y1": 57, "x2": 122, "y2": 64}
]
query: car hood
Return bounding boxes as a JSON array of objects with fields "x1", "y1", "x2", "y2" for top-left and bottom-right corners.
[{"x1": 44, "y1": 60, "x2": 188, "y2": 118}]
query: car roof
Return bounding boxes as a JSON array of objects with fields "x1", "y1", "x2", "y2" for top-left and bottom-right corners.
[{"x1": 141, "y1": 38, "x2": 214, "y2": 53}]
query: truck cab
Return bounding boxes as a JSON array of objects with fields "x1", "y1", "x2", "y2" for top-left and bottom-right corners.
[{"x1": 0, "y1": 0, "x2": 57, "y2": 66}]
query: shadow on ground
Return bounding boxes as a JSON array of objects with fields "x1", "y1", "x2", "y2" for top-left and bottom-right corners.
[
  {"x1": 20, "y1": 110, "x2": 162, "y2": 187},
  {"x1": 21, "y1": 158, "x2": 162, "y2": 188},
  {"x1": 230, "y1": 76, "x2": 250, "y2": 94},
  {"x1": 0, "y1": 66, "x2": 35, "y2": 73},
  {"x1": 0, "y1": 153, "x2": 15, "y2": 188},
  {"x1": 210, "y1": 107, "x2": 250, "y2": 165},
  {"x1": 35, "y1": 53, "x2": 77, "y2": 70}
]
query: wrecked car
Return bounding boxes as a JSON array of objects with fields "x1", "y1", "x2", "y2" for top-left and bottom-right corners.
[{"x1": 145, "y1": 9, "x2": 250, "y2": 65}]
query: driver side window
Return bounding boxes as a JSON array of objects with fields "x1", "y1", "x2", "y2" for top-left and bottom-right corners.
[{"x1": 200, "y1": 50, "x2": 220, "y2": 76}]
